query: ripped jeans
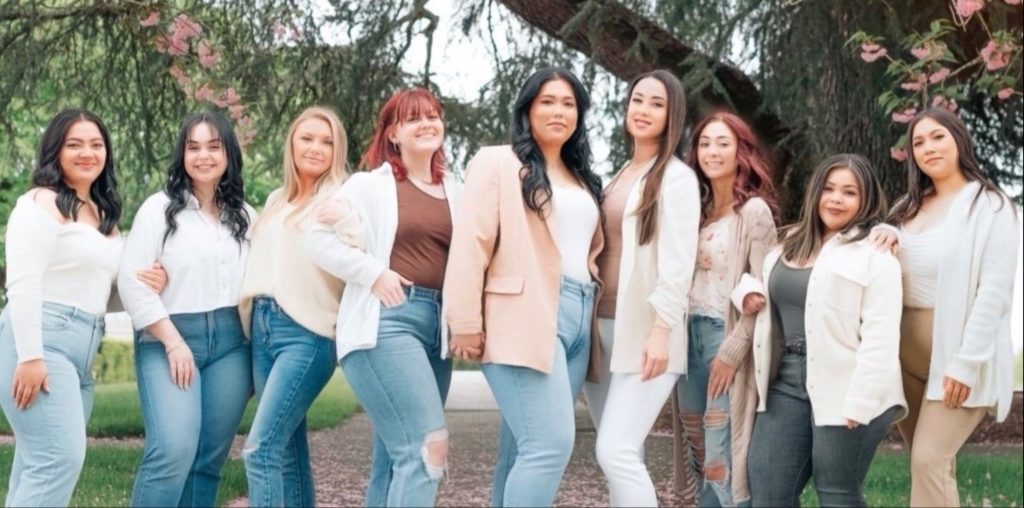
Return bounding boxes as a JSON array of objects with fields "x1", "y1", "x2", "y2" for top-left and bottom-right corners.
[
  {"x1": 341, "y1": 285, "x2": 452, "y2": 507},
  {"x1": 676, "y1": 314, "x2": 743, "y2": 507}
]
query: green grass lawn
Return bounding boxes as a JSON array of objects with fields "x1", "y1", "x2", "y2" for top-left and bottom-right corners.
[
  {"x1": 0, "y1": 371, "x2": 357, "y2": 437},
  {"x1": 0, "y1": 444, "x2": 247, "y2": 507},
  {"x1": 799, "y1": 448, "x2": 1023, "y2": 507}
]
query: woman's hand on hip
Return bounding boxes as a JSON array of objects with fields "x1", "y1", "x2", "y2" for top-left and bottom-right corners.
[
  {"x1": 372, "y1": 269, "x2": 413, "y2": 307},
  {"x1": 11, "y1": 359, "x2": 49, "y2": 410}
]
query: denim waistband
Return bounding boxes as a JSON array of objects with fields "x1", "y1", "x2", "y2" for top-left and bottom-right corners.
[
  {"x1": 402, "y1": 285, "x2": 441, "y2": 303},
  {"x1": 560, "y1": 274, "x2": 596, "y2": 299},
  {"x1": 690, "y1": 313, "x2": 724, "y2": 325},
  {"x1": 253, "y1": 296, "x2": 281, "y2": 313},
  {"x1": 43, "y1": 301, "x2": 105, "y2": 329}
]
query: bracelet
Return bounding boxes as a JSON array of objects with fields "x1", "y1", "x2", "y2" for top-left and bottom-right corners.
[{"x1": 165, "y1": 341, "x2": 185, "y2": 354}]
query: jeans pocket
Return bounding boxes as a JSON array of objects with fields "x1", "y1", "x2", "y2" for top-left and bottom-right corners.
[{"x1": 41, "y1": 307, "x2": 71, "y2": 332}]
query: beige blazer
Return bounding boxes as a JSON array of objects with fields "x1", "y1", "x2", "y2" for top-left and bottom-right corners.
[
  {"x1": 443, "y1": 145, "x2": 605, "y2": 380},
  {"x1": 606, "y1": 156, "x2": 700, "y2": 374}
]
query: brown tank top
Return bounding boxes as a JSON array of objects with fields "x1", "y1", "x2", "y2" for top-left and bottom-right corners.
[
  {"x1": 597, "y1": 168, "x2": 644, "y2": 318},
  {"x1": 389, "y1": 178, "x2": 452, "y2": 290}
]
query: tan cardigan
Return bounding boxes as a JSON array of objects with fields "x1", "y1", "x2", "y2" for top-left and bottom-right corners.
[
  {"x1": 443, "y1": 145, "x2": 605, "y2": 380},
  {"x1": 671, "y1": 197, "x2": 777, "y2": 505}
]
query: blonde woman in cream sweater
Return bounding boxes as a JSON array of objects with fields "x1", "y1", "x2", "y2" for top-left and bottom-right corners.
[{"x1": 238, "y1": 106, "x2": 358, "y2": 508}]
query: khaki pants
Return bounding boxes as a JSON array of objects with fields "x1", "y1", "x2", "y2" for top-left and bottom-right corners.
[{"x1": 897, "y1": 307, "x2": 987, "y2": 507}]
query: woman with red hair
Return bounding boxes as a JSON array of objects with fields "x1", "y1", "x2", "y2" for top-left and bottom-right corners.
[
  {"x1": 305, "y1": 87, "x2": 460, "y2": 507},
  {"x1": 672, "y1": 112, "x2": 779, "y2": 506}
]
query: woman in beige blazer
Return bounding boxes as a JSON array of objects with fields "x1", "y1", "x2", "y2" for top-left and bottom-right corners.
[
  {"x1": 443, "y1": 67, "x2": 604, "y2": 507},
  {"x1": 582, "y1": 70, "x2": 700, "y2": 507}
]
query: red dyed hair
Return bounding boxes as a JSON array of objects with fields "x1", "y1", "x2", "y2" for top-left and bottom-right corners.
[
  {"x1": 358, "y1": 87, "x2": 446, "y2": 183},
  {"x1": 686, "y1": 111, "x2": 780, "y2": 224}
]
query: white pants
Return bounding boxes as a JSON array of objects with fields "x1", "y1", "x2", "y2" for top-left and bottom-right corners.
[{"x1": 584, "y1": 318, "x2": 680, "y2": 507}]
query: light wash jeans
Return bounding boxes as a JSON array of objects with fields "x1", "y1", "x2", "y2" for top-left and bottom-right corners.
[
  {"x1": 243, "y1": 297, "x2": 337, "y2": 508},
  {"x1": 0, "y1": 303, "x2": 103, "y2": 507},
  {"x1": 343, "y1": 285, "x2": 452, "y2": 507},
  {"x1": 484, "y1": 275, "x2": 595, "y2": 507},
  {"x1": 130, "y1": 307, "x2": 252, "y2": 507},
  {"x1": 748, "y1": 354, "x2": 900, "y2": 507},
  {"x1": 676, "y1": 314, "x2": 742, "y2": 507}
]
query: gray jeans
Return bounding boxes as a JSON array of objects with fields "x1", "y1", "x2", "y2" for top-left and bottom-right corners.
[{"x1": 748, "y1": 354, "x2": 899, "y2": 507}]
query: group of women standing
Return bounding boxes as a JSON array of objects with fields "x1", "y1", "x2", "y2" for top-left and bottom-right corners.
[{"x1": 1, "y1": 64, "x2": 1019, "y2": 508}]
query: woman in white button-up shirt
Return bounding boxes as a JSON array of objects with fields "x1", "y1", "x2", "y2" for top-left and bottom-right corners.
[
  {"x1": 747, "y1": 154, "x2": 906, "y2": 507},
  {"x1": 119, "y1": 111, "x2": 255, "y2": 507}
]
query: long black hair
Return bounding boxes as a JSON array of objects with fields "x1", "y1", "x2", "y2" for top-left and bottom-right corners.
[
  {"x1": 30, "y1": 109, "x2": 121, "y2": 234},
  {"x1": 511, "y1": 67, "x2": 602, "y2": 216},
  {"x1": 164, "y1": 111, "x2": 250, "y2": 245}
]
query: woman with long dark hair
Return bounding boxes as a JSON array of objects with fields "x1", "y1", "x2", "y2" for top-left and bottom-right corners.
[
  {"x1": 748, "y1": 154, "x2": 906, "y2": 507},
  {"x1": 444, "y1": 67, "x2": 604, "y2": 507},
  {"x1": 119, "y1": 111, "x2": 255, "y2": 507},
  {"x1": 305, "y1": 87, "x2": 460, "y2": 507},
  {"x1": 238, "y1": 106, "x2": 350, "y2": 507},
  {"x1": 887, "y1": 108, "x2": 1019, "y2": 507},
  {"x1": 670, "y1": 111, "x2": 778, "y2": 507},
  {"x1": 582, "y1": 69, "x2": 700, "y2": 507},
  {"x1": 0, "y1": 109, "x2": 124, "y2": 506}
]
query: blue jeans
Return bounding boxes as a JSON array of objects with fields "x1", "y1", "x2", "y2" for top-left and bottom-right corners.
[
  {"x1": 131, "y1": 307, "x2": 252, "y2": 507},
  {"x1": 483, "y1": 275, "x2": 595, "y2": 507},
  {"x1": 748, "y1": 354, "x2": 900, "y2": 507},
  {"x1": 343, "y1": 285, "x2": 453, "y2": 507},
  {"x1": 0, "y1": 303, "x2": 103, "y2": 507},
  {"x1": 243, "y1": 297, "x2": 337, "y2": 508},
  {"x1": 676, "y1": 314, "x2": 741, "y2": 507}
]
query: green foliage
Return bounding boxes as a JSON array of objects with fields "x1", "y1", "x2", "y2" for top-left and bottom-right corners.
[
  {"x1": 799, "y1": 449, "x2": 1023, "y2": 507},
  {"x1": 0, "y1": 372, "x2": 358, "y2": 438},
  {"x1": 92, "y1": 340, "x2": 136, "y2": 384},
  {"x1": 0, "y1": 444, "x2": 247, "y2": 507}
]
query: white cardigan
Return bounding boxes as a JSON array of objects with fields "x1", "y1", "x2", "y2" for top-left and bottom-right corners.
[
  {"x1": 753, "y1": 233, "x2": 908, "y2": 426},
  {"x1": 303, "y1": 163, "x2": 462, "y2": 361},
  {"x1": 906, "y1": 182, "x2": 1020, "y2": 421},
  {"x1": 607, "y1": 156, "x2": 700, "y2": 374}
]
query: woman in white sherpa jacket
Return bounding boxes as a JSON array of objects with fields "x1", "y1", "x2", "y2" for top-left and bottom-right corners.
[{"x1": 747, "y1": 153, "x2": 907, "y2": 508}]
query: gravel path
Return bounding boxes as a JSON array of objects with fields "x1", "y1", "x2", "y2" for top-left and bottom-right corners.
[{"x1": 227, "y1": 408, "x2": 681, "y2": 507}]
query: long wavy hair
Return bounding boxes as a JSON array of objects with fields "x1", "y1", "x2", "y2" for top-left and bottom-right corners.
[
  {"x1": 163, "y1": 111, "x2": 250, "y2": 246},
  {"x1": 30, "y1": 109, "x2": 121, "y2": 234},
  {"x1": 359, "y1": 87, "x2": 446, "y2": 183},
  {"x1": 779, "y1": 154, "x2": 888, "y2": 264},
  {"x1": 259, "y1": 106, "x2": 348, "y2": 227},
  {"x1": 888, "y1": 107, "x2": 1008, "y2": 224},
  {"x1": 686, "y1": 111, "x2": 780, "y2": 225},
  {"x1": 624, "y1": 70, "x2": 687, "y2": 245},
  {"x1": 511, "y1": 67, "x2": 602, "y2": 216}
]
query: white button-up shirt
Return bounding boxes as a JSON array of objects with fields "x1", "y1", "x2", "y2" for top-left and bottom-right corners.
[{"x1": 118, "y1": 191, "x2": 254, "y2": 330}]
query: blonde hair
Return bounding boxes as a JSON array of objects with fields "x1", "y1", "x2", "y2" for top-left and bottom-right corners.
[{"x1": 260, "y1": 106, "x2": 348, "y2": 228}]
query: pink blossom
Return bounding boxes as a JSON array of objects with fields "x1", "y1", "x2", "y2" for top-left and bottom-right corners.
[
  {"x1": 955, "y1": 0, "x2": 985, "y2": 17},
  {"x1": 892, "y1": 107, "x2": 917, "y2": 123},
  {"x1": 932, "y1": 95, "x2": 958, "y2": 112},
  {"x1": 154, "y1": 34, "x2": 188, "y2": 56},
  {"x1": 929, "y1": 67, "x2": 951, "y2": 83},
  {"x1": 272, "y1": 21, "x2": 288, "y2": 37},
  {"x1": 997, "y1": 87, "x2": 1015, "y2": 100},
  {"x1": 194, "y1": 84, "x2": 215, "y2": 102},
  {"x1": 140, "y1": 11, "x2": 160, "y2": 27},
  {"x1": 197, "y1": 40, "x2": 219, "y2": 69},
  {"x1": 860, "y1": 43, "x2": 888, "y2": 63},
  {"x1": 980, "y1": 41, "x2": 1011, "y2": 71},
  {"x1": 890, "y1": 147, "x2": 908, "y2": 162},
  {"x1": 168, "y1": 65, "x2": 190, "y2": 86},
  {"x1": 172, "y1": 14, "x2": 202, "y2": 40},
  {"x1": 901, "y1": 82, "x2": 924, "y2": 91},
  {"x1": 229, "y1": 104, "x2": 246, "y2": 120},
  {"x1": 222, "y1": 87, "x2": 241, "y2": 105}
]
